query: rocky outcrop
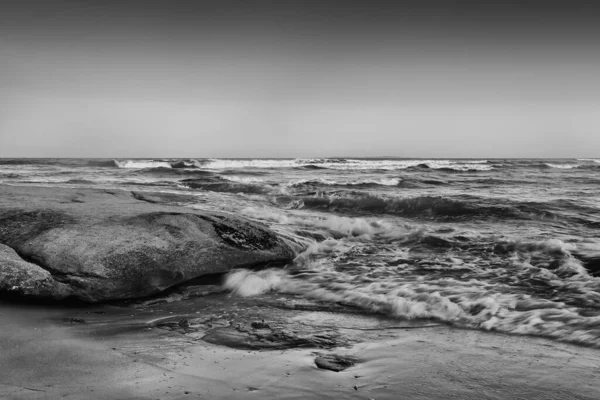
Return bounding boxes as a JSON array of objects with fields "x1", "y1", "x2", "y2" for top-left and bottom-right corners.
[{"x1": 0, "y1": 186, "x2": 295, "y2": 302}]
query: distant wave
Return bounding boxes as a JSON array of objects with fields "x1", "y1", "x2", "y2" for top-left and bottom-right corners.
[
  {"x1": 577, "y1": 164, "x2": 600, "y2": 170},
  {"x1": 86, "y1": 160, "x2": 119, "y2": 168},
  {"x1": 296, "y1": 164, "x2": 329, "y2": 170},
  {"x1": 64, "y1": 179, "x2": 96, "y2": 185},
  {"x1": 0, "y1": 159, "x2": 46, "y2": 166},
  {"x1": 577, "y1": 158, "x2": 600, "y2": 164},
  {"x1": 297, "y1": 158, "x2": 349, "y2": 164},
  {"x1": 111, "y1": 158, "x2": 494, "y2": 171},
  {"x1": 544, "y1": 163, "x2": 581, "y2": 169},
  {"x1": 275, "y1": 193, "x2": 583, "y2": 222},
  {"x1": 114, "y1": 160, "x2": 174, "y2": 169},
  {"x1": 0, "y1": 158, "x2": 119, "y2": 168},
  {"x1": 218, "y1": 169, "x2": 270, "y2": 176},
  {"x1": 127, "y1": 167, "x2": 215, "y2": 178},
  {"x1": 286, "y1": 177, "x2": 401, "y2": 188},
  {"x1": 180, "y1": 177, "x2": 274, "y2": 195},
  {"x1": 179, "y1": 175, "x2": 446, "y2": 195},
  {"x1": 8, "y1": 157, "x2": 596, "y2": 173},
  {"x1": 281, "y1": 193, "x2": 527, "y2": 220}
]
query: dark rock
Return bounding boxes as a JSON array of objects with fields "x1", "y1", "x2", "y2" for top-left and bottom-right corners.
[
  {"x1": 314, "y1": 354, "x2": 357, "y2": 372},
  {"x1": 0, "y1": 186, "x2": 295, "y2": 302}
]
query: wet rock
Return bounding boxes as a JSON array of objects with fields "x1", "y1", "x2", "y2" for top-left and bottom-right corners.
[
  {"x1": 0, "y1": 186, "x2": 295, "y2": 302},
  {"x1": 202, "y1": 323, "x2": 343, "y2": 350},
  {"x1": 315, "y1": 354, "x2": 357, "y2": 372}
]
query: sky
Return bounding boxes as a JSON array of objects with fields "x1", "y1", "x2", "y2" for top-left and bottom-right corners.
[{"x1": 1, "y1": 0, "x2": 600, "y2": 158}]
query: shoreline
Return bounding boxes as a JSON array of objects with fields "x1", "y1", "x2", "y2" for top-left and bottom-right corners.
[{"x1": 2, "y1": 294, "x2": 600, "y2": 400}]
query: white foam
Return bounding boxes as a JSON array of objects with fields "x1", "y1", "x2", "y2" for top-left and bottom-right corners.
[
  {"x1": 221, "y1": 232, "x2": 600, "y2": 347},
  {"x1": 221, "y1": 176, "x2": 266, "y2": 184},
  {"x1": 545, "y1": 163, "x2": 580, "y2": 169},
  {"x1": 240, "y1": 207, "x2": 416, "y2": 241},
  {"x1": 223, "y1": 269, "x2": 285, "y2": 297},
  {"x1": 197, "y1": 158, "x2": 494, "y2": 171},
  {"x1": 114, "y1": 160, "x2": 172, "y2": 169},
  {"x1": 354, "y1": 178, "x2": 401, "y2": 186},
  {"x1": 577, "y1": 158, "x2": 600, "y2": 164}
]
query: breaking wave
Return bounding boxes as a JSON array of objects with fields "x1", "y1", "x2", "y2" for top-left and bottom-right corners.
[
  {"x1": 110, "y1": 158, "x2": 495, "y2": 171},
  {"x1": 114, "y1": 160, "x2": 173, "y2": 169},
  {"x1": 180, "y1": 177, "x2": 274, "y2": 195},
  {"x1": 286, "y1": 177, "x2": 401, "y2": 188},
  {"x1": 224, "y1": 236, "x2": 600, "y2": 347},
  {"x1": 545, "y1": 163, "x2": 581, "y2": 169},
  {"x1": 281, "y1": 193, "x2": 529, "y2": 221}
]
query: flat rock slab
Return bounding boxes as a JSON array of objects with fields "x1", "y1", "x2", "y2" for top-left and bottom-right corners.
[
  {"x1": 151, "y1": 298, "x2": 349, "y2": 350},
  {"x1": 0, "y1": 185, "x2": 295, "y2": 302},
  {"x1": 59, "y1": 290, "x2": 402, "y2": 351}
]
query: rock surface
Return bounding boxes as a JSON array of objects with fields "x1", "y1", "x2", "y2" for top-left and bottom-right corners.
[
  {"x1": 0, "y1": 243, "x2": 72, "y2": 299},
  {"x1": 0, "y1": 185, "x2": 295, "y2": 302}
]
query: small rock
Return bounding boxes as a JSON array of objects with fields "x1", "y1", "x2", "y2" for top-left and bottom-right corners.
[
  {"x1": 315, "y1": 354, "x2": 357, "y2": 372},
  {"x1": 68, "y1": 317, "x2": 86, "y2": 324}
]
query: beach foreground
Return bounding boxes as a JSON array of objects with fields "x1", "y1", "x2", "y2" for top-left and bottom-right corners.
[{"x1": 1, "y1": 295, "x2": 599, "y2": 400}]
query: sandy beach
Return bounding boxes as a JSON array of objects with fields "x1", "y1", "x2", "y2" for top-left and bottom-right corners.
[{"x1": 2, "y1": 294, "x2": 600, "y2": 400}]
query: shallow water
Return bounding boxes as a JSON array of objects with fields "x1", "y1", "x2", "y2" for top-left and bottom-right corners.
[{"x1": 2, "y1": 157, "x2": 600, "y2": 347}]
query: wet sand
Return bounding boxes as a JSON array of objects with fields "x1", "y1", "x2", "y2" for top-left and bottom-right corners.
[{"x1": 2, "y1": 290, "x2": 600, "y2": 400}]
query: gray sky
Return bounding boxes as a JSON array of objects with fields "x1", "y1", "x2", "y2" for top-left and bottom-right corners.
[{"x1": 1, "y1": 1, "x2": 600, "y2": 158}]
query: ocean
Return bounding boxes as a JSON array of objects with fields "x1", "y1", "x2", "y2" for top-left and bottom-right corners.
[{"x1": 1, "y1": 157, "x2": 600, "y2": 347}]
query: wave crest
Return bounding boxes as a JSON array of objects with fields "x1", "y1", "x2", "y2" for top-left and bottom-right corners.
[{"x1": 287, "y1": 194, "x2": 524, "y2": 220}]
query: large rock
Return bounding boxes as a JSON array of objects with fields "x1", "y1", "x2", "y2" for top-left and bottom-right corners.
[{"x1": 0, "y1": 186, "x2": 295, "y2": 302}]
